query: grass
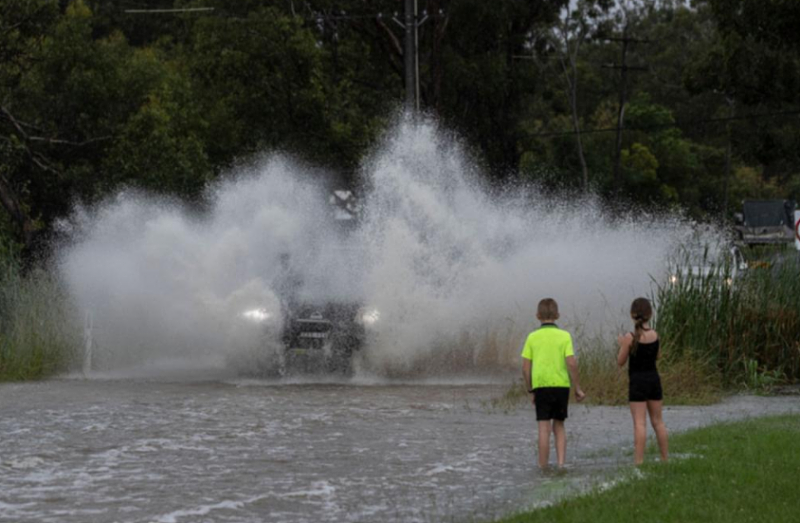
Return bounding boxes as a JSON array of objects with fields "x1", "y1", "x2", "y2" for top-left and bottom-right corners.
[
  {"x1": 1, "y1": 237, "x2": 797, "y2": 386},
  {"x1": 561, "y1": 243, "x2": 798, "y2": 406},
  {"x1": 483, "y1": 378, "x2": 531, "y2": 413},
  {"x1": 0, "y1": 247, "x2": 80, "y2": 380},
  {"x1": 655, "y1": 244, "x2": 800, "y2": 386},
  {"x1": 577, "y1": 343, "x2": 723, "y2": 406},
  {"x1": 495, "y1": 414, "x2": 800, "y2": 523},
  {"x1": 493, "y1": 344, "x2": 722, "y2": 411}
]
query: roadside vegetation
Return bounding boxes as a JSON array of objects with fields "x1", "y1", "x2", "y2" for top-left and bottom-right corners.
[
  {"x1": 495, "y1": 244, "x2": 798, "y2": 407},
  {"x1": 0, "y1": 243, "x2": 80, "y2": 380},
  {"x1": 3, "y1": 236, "x2": 797, "y2": 387},
  {"x1": 656, "y1": 246, "x2": 800, "y2": 387},
  {"x1": 581, "y1": 244, "x2": 799, "y2": 404},
  {"x1": 577, "y1": 344, "x2": 723, "y2": 406},
  {"x1": 495, "y1": 414, "x2": 800, "y2": 523}
]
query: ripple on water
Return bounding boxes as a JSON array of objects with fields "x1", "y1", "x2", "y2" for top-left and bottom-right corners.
[{"x1": 0, "y1": 381, "x2": 798, "y2": 523}]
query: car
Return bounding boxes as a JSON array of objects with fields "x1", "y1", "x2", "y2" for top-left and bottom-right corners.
[
  {"x1": 667, "y1": 243, "x2": 748, "y2": 289},
  {"x1": 734, "y1": 199, "x2": 796, "y2": 246},
  {"x1": 231, "y1": 190, "x2": 382, "y2": 376},
  {"x1": 235, "y1": 299, "x2": 378, "y2": 377},
  {"x1": 281, "y1": 299, "x2": 379, "y2": 374},
  {"x1": 231, "y1": 249, "x2": 380, "y2": 376}
]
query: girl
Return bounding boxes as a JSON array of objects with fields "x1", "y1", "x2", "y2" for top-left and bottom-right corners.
[{"x1": 617, "y1": 297, "x2": 668, "y2": 465}]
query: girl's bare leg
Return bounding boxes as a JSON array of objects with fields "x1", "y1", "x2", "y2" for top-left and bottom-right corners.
[
  {"x1": 629, "y1": 402, "x2": 648, "y2": 465},
  {"x1": 647, "y1": 400, "x2": 668, "y2": 462}
]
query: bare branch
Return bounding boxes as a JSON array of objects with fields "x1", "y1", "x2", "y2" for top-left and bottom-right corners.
[
  {"x1": 434, "y1": 15, "x2": 450, "y2": 46},
  {"x1": 375, "y1": 16, "x2": 403, "y2": 58},
  {"x1": 0, "y1": 104, "x2": 30, "y2": 139},
  {"x1": 0, "y1": 105, "x2": 44, "y2": 133},
  {"x1": 27, "y1": 135, "x2": 111, "y2": 147},
  {"x1": 28, "y1": 151, "x2": 61, "y2": 176},
  {"x1": 2, "y1": 104, "x2": 110, "y2": 147}
]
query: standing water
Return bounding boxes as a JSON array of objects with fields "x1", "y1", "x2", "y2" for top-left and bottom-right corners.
[{"x1": 2, "y1": 380, "x2": 798, "y2": 523}]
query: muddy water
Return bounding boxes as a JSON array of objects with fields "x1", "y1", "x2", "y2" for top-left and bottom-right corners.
[{"x1": 1, "y1": 379, "x2": 798, "y2": 523}]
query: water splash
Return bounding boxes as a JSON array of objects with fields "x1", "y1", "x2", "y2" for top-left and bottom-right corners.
[{"x1": 58, "y1": 116, "x2": 700, "y2": 377}]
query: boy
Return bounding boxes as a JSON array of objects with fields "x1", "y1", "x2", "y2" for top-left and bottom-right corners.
[{"x1": 521, "y1": 298, "x2": 585, "y2": 469}]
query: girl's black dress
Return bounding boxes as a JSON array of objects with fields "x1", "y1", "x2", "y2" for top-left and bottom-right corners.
[{"x1": 628, "y1": 337, "x2": 663, "y2": 402}]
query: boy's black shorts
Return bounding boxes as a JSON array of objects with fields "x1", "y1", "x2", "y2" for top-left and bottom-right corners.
[{"x1": 533, "y1": 387, "x2": 570, "y2": 421}]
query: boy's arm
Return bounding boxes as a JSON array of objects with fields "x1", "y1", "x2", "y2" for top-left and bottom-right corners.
[
  {"x1": 522, "y1": 358, "x2": 535, "y2": 405},
  {"x1": 565, "y1": 356, "x2": 586, "y2": 402},
  {"x1": 522, "y1": 358, "x2": 532, "y2": 391}
]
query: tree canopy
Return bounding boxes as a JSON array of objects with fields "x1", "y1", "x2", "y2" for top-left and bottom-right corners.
[{"x1": 1, "y1": 0, "x2": 799, "y2": 254}]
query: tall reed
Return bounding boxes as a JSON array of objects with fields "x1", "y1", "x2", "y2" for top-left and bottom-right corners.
[
  {"x1": 0, "y1": 247, "x2": 81, "y2": 380},
  {"x1": 654, "y1": 245, "x2": 800, "y2": 386}
]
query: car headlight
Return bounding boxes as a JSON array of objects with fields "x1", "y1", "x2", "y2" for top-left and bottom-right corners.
[
  {"x1": 358, "y1": 308, "x2": 381, "y2": 327},
  {"x1": 241, "y1": 308, "x2": 276, "y2": 323}
]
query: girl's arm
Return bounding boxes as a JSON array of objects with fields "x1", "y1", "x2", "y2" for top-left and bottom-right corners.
[
  {"x1": 654, "y1": 330, "x2": 661, "y2": 359},
  {"x1": 617, "y1": 332, "x2": 632, "y2": 367}
]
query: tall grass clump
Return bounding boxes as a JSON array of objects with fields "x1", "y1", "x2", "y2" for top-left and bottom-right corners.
[
  {"x1": 0, "y1": 245, "x2": 81, "y2": 380},
  {"x1": 576, "y1": 338, "x2": 722, "y2": 405},
  {"x1": 655, "y1": 245, "x2": 800, "y2": 388}
]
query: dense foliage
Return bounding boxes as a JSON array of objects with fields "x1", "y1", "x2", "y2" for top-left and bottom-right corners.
[
  {"x1": 1, "y1": 0, "x2": 800, "y2": 254},
  {"x1": 0, "y1": 243, "x2": 79, "y2": 379},
  {"x1": 655, "y1": 250, "x2": 800, "y2": 386}
]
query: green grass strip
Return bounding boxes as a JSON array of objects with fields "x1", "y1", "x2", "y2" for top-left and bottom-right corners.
[{"x1": 497, "y1": 414, "x2": 800, "y2": 523}]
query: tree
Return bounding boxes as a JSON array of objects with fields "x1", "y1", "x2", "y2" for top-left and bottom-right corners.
[
  {"x1": 0, "y1": 0, "x2": 60, "y2": 247},
  {"x1": 1, "y1": 1, "x2": 214, "y2": 251},
  {"x1": 542, "y1": 0, "x2": 613, "y2": 191},
  {"x1": 686, "y1": 0, "x2": 800, "y2": 215},
  {"x1": 435, "y1": 0, "x2": 563, "y2": 175}
]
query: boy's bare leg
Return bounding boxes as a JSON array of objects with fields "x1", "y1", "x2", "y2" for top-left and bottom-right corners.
[
  {"x1": 647, "y1": 400, "x2": 668, "y2": 462},
  {"x1": 553, "y1": 420, "x2": 566, "y2": 467},
  {"x1": 537, "y1": 420, "x2": 552, "y2": 468},
  {"x1": 629, "y1": 402, "x2": 648, "y2": 465}
]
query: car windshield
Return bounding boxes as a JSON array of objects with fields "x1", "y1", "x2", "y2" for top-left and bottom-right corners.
[{"x1": 292, "y1": 245, "x2": 368, "y2": 304}]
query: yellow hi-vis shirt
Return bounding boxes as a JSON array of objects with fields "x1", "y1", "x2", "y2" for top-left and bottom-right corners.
[{"x1": 521, "y1": 323, "x2": 574, "y2": 389}]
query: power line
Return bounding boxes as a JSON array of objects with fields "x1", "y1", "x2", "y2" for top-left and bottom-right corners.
[
  {"x1": 121, "y1": 4, "x2": 439, "y2": 114},
  {"x1": 527, "y1": 109, "x2": 800, "y2": 138},
  {"x1": 307, "y1": 10, "x2": 446, "y2": 22},
  {"x1": 601, "y1": 27, "x2": 651, "y2": 190},
  {"x1": 310, "y1": 4, "x2": 442, "y2": 114},
  {"x1": 312, "y1": 13, "x2": 400, "y2": 21},
  {"x1": 124, "y1": 8, "x2": 215, "y2": 14}
]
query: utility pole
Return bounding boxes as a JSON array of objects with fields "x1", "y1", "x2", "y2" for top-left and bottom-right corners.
[
  {"x1": 129, "y1": 4, "x2": 427, "y2": 113},
  {"x1": 395, "y1": 0, "x2": 429, "y2": 113},
  {"x1": 601, "y1": 25, "x2": 649, "y2": 191},
  {"x1": 721, "y1": 96, "x2": 735, "y2": 224},
  {"x1": 404, "y1": 0, "x2": 416, "y2": 111},
  {"x1": 414, "y1": 1, "x2": 421, "y2": 110}
]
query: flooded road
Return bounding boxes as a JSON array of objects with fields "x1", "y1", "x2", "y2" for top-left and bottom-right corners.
[{"x1": 1, "y1": 378, "x2": 798, "y2": 523}]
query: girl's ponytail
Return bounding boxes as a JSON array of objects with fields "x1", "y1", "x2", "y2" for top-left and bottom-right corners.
[{"x1": 630, "y1": 298, "x2": 653, "y2": 355}]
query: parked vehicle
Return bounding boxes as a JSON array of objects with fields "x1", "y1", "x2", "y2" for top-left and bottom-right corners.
[
  {"x1": 734, "y1": 199, "x2": 796, "y2": 245},
  {"x1": 667, "y1": 243, "x2": 748, "y2": 288}
]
